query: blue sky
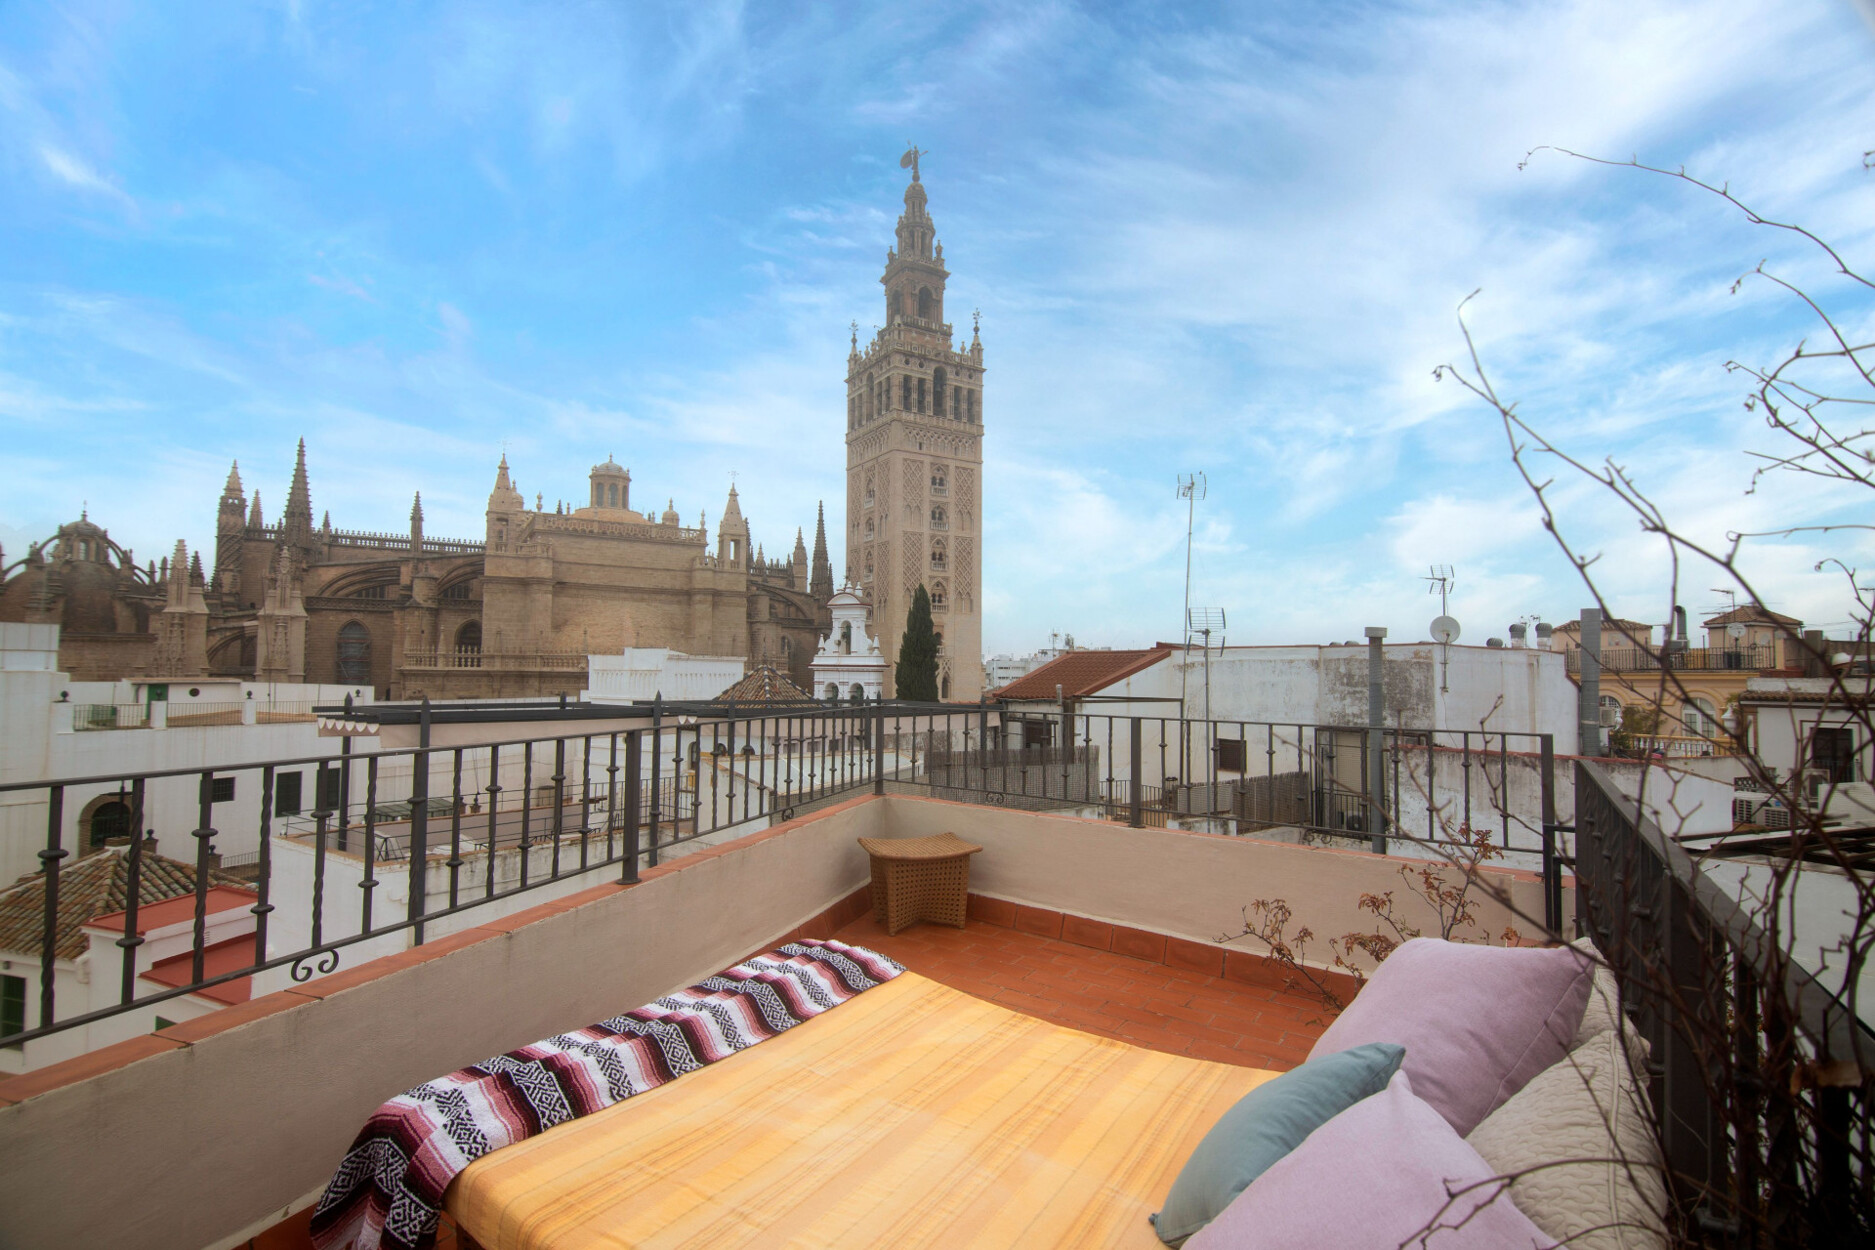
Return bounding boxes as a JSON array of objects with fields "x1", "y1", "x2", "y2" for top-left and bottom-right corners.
[{"x1": 3, "y1": 1, "x2": 1873, "y2": 656}]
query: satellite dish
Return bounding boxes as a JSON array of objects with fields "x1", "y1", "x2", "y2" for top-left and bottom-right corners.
[
  {"x1": 1727, "y1": 623, "x2": 1747, "y2": 640},
  {"x1": 1430, "y1": 615, "x2": 1461, "y2": 645}
]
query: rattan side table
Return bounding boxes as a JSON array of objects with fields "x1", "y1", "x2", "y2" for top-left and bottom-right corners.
[{"x1": 856, "y1": 833, "x2": 983, "y2": 935}]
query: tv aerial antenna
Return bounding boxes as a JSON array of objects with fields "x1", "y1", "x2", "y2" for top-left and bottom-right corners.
[
  {"x1": 1176, "y1": 473, "x2": 1208, "y2": 717},
  {"x1": 1426, "y1": 565, "x2": 1459, "y2": 693}
]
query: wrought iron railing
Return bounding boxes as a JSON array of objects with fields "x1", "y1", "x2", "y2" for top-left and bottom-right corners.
[
  {"x1": 0, "y1": 703, "x2": 1564, "y2": 1058},
  {"x1": 1567, "y1": 644, "x2": 1778, "y2": 674},
  {"x1": 1574, "y1": 760, "x2": 1873, "y2": 1245}
]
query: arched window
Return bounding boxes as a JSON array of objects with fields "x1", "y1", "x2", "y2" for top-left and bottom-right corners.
[
  {"x1": 1683, "y1": 697, "x2": 1720, "y2": 738},
  {"x1": 89, "y1": 800, "x2": 131, "y2": 849},
  {"x1": 931, "y1": 467, "x2": 948, "y2": 495},
  {"x1": 840, "y1": 622, "x2": 853, "y2": 654},
  {"x1": 864, "y1": 476, "x2": 875, "y2": 507},
  {"x1": 931, "y1": 582, "x2": 947, "y2": 611},
  {"x1": 951, "y1": 386, "x2": 961, "y2": 419},
  {"x1": 608, "y1": 483, "x2": 619, "y2": 507},
  {"x1": 592, "y1": 483, "x2": 602, "y2": 507},
  {"x1": 930, "y1": 505, "x2": 947, "y2": 529},
  {"x1": 901, "y1": 375, "x2": 912, "y2": 409},
  {"x1": 863, "y1": 550, "x2": 874, "y2": 578},
  {"x1": 932, "y1": 367, "x2": 946, "y2": 413},
  {"x1": 825, "y1": 684, "x2": 840, "y2": 702},
  {"x1": 456, "y1": 621, "x2": 482, "y2": 651},
  {"x1": 968, "y1": 390, "x2": 978, "y2": 423},
  {"x1": 917, "y1": 288, "x2": 934, "y2": 319},
  {"x1": 916, "y1": 377, "x2": 927, "y2": 412},
  {"x1": 849, "y1": 684, "x2": 866, "y2": 704},
  {"x1": 337, "y1": 621, "x2": 371, "y2": 683},
  {"x1": 864, "y1": 518, "x2": 874, "y2": 540},
  {"x1": 888, "y1": 291, "x2": 901, "y2": 321},
  {"x1": 931, "y1": 538, "x2": 947, "y2": 571}
]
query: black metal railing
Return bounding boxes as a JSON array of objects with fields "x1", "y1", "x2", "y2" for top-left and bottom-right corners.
[
  {"x1": 1566, "y1": 644, "x2": 1778, "y2": 674},
  {"x1": 0, "y1": 701, "x2": 1563, "y2": 1055},
  {"x1": 1575, "y1": 760, "x2": 1874, "y2": 1246}
]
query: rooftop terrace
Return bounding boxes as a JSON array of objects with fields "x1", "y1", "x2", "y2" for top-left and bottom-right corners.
[{"x1": 0, "y1": 786, "x2": 1535, "y2": 1248}]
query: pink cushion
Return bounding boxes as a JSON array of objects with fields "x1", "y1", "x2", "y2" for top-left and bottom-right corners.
[
  {"x1": 1306, "y1": 937, "x2": 1592, "y2": 1135},
  {"x1": 1186, "y1": 1071, "x2": 1555, "y2": 1249}
]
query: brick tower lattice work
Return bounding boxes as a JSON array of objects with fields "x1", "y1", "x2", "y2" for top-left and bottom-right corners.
[{"x1": 845, "y1": 151, "x2": 984, "y2": 700}]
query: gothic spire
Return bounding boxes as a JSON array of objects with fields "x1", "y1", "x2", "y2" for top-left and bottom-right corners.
[
  {"x1": 248, "y1": 490, "x2": 263, "y2": 528},
  {"x1": 810, "y1": 502, "x2": 833, "y2": 600},
  {"x1": 222, "y1": 461, "x2": 243, "y2": 500},
  {"x1": 283, "y1": 438, "x2": 313, "y2": 534}
]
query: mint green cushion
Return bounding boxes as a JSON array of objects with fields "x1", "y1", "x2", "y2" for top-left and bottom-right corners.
[{"x1": 1150, "y1": 1042, "x2": 1406, "y2": 1246}]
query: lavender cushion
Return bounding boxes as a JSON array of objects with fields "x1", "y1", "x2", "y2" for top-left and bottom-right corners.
[
  {"x1": 1185, "y1": 1071, "x2": 1555, "y2": 1249},
  {"x1": 1307, "y1": 937, "x2": 1592, "y2": 1135}
]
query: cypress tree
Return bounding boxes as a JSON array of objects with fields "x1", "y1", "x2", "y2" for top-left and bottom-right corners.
[{"x1": 895, "y1": 584, "x2": 941, "y2": 701}]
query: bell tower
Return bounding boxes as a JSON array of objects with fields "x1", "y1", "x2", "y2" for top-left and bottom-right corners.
[{"x1": 845, "y1": 150, "x2": 984, "y2": 700}]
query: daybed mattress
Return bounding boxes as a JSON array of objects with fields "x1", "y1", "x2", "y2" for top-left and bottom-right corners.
[{"x1": 448, "y1": 970, "x2": 1276, "y2": 1249}]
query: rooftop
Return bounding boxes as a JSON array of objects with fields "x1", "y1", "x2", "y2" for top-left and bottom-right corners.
[
  {"x1": 990, "y1": 644, "x2": 1174, "y2": 701},
  {"x1": 0, "y1": 788, "x2": 1531, "y2": 1248}
]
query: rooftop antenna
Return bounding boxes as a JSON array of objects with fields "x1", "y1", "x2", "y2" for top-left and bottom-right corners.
[
  {"x1": 1188, "y1": 607, "x2": 1226, "y2": 730},
  {"x1": 1177, "y1": 470, "x2": 1208, "y2": 714},
  {"x1": 1177, "y1": 472, "x2": 1208, "y2": 785},
  {"x1": 1426, "y1": 565, "x2": 1459, "y2": 693}
]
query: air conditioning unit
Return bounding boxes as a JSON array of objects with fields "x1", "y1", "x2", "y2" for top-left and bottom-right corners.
[
  {"x1": 1598, "y1": 706, "x2": 1621, "y2": 728},
  {"x1": 1733, "y1": 795, "x2": 1791, "y2": 829}
]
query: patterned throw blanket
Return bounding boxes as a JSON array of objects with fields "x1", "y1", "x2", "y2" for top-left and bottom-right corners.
[{"x1": 309, "y1": 939, "x2": 905, "y2": 1250}]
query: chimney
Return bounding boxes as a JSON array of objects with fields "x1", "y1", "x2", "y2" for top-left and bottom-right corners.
[
  {"x1": 1578, "y1": 608, "x2": 1603, "y2": 755},
  {"x1": 1508, "y1": 622, "x2": 1527, "y2": 649}
]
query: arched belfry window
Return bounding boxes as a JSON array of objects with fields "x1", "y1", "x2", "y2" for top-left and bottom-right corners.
[
  {"x1": 932, "y1": 367, "x2": 946, "y2": 414},
  {"x1": 931, "y1": 582, "x2": 948, "y2": 611},
  {"x1": 901, "y1": 376, "x2": 912, "y2": 409},
  {"x1": 888, "y1": 291, "x2": 901, "y2": 321},
  {"x1": 840, "y1": 622, "x2": 853, "y2": 654},
  {"x1": 917, "y1": 288, "x2": 934, "y2": 319},
  {"x1": 931, "y1": 467, "x2": 948, "y2": 495},
  {"x1": 930, "y1": 505, "x2": 948, "y2": 529},
  {"x1": 337, "y1": 621, "x2": 371, "y2": 683},
  {"x1": 931, "y1": 538, "x2": 947, "y2": 571}
]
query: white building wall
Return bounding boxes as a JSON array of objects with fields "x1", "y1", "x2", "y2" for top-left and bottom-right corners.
[
  {"x1": 585, "y1": 648, "x2": 746, "y2": 704},
  {"x1": 1085, "y1": 643, "x2": 1577, "y2": 751},
  {"x1": 0, "y1": 624, "x2": 380, "y2": 888}
]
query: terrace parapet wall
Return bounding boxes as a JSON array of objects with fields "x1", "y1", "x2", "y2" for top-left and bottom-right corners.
[{"x1": 0, "y1": 794, "x2": 1567, "y2": 1250}]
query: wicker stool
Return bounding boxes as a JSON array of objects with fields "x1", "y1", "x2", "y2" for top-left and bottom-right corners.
[{"x1": 857, "y1": 833, "x2": 983, "y2": 935}]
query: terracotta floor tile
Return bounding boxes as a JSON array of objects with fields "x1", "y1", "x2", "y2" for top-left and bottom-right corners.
[{"x1": 835, "y1": 915, "x2": 1327, "y2": 1069}]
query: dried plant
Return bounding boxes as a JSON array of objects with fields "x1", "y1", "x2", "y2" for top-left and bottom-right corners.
[{"x1": 1421, "y1": 148, "x2": 1875, "y2": 1248}]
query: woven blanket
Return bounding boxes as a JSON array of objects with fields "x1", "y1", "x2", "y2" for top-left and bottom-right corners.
[{"x1": 308, "y1": 939, "x2": 905, "y2": 1250}]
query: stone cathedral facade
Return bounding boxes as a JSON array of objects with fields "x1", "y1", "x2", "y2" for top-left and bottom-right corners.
[
  {"x1": 0, "y1": 444, "x2": 836, "y2": 700},
  {"x1": 845, "y1": 156, "x2": 985, "y2": 700}
]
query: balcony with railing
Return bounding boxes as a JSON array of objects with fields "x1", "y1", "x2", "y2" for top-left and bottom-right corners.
[
  {"x1": 1566, "y1": 643, "x2": 1778, "y2": 673},
  {"x1": 400, "y1": 648, "x2": 587, "y2": 672},
  {"x1": 0, "y1": 705, "x2": 1862, "y2": 1247}
]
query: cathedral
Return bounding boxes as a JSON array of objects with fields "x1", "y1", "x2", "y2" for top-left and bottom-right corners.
[
  {"x1": 0, "y1": 447, "x2": 835, "y2": 699},
  {"x1": 0, "y1": 152, "x2": 985, "y2": 701}
]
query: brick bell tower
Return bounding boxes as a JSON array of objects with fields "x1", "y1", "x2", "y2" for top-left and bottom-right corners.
[{"x1": 844, "y1": 147, "x2": 984, "y2": 700}]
